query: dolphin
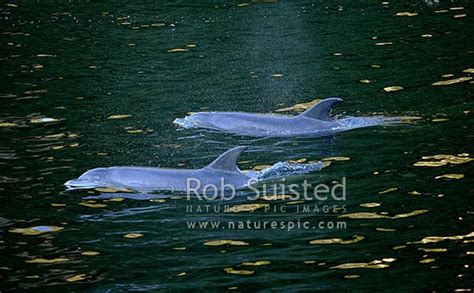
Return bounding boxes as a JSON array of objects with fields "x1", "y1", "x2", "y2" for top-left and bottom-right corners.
[
  {"x1": 174, "y1": 97, "x2": 394, "y2": 137},
  {"x1": 65, "y1": 147, "x2": 253, "y2": 193}
]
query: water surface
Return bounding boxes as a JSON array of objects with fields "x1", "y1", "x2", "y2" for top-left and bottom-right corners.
[{"x1": 0, "y1": 0, "x2": 473, "y2": 291}]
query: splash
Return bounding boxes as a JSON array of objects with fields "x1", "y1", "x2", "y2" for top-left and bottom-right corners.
[
  {"x1": 173, "y1": 116, "x2": 196, "y2": 129},
  {"x1": 332, "y1": 116, "x2": 402, "y2": 131},
  {"x1": 251, "y1": 160, "x2": 324, "y2": 181}
]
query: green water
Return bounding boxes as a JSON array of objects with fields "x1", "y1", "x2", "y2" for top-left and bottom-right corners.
[{"x1": 1, "y1": 0, "x2": 473, "y2": 291}]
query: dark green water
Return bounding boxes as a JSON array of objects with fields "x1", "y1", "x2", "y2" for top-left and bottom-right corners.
[{"x1": 1, "y1": 0, "x2": 473, "y2": 291}]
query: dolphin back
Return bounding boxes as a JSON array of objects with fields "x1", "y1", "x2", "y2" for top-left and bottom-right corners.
[{"x1": 298, "y1": 97, "x2": 343, "y2": 121}]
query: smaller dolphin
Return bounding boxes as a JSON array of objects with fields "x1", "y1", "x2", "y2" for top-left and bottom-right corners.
[
  {"x1": 65, "y1": 147, "x2": 253, "y2": 193},
  {"x1": 174, "y1": 98, "x2": 394, "y2": 137}
]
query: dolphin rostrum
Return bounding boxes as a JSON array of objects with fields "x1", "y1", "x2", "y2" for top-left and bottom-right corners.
[
  {"x1": 65, "y1": 146, "x2": 252, "y2": 193},
  {"x1": 174, "y1": 97, "x2": 394, "y2": 137}
]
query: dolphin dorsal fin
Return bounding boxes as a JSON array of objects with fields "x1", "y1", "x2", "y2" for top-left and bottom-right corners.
[
  {"x1": 298, "y1": 97, "x2": 343, "y2": 121},
  {"x1": 205, "y1": 146, "x2": 246, "y2": 172}
]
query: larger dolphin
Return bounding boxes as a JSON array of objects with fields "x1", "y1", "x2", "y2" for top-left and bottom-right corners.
[
  {"x1": 174, "y1": 97, "x2": 393, "y2": 137},
  {"x1": 65, "y1": 147, "x2": 252, "y2": 193}
]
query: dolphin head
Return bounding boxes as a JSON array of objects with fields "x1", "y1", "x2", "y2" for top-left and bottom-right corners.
[
  {"x1": 64, "y1": 168, "x2": 111, "y2": 190},
  {"x1": 174, "y1": 112, "x2": 221, "y2": 130}
]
